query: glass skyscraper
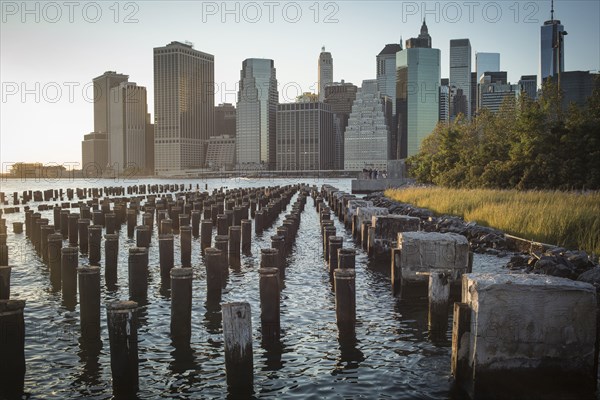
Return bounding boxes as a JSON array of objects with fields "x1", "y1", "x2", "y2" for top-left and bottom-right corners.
[
  {"x1": 540, "y1": 17, "x2": 565, "y2": 81},
  {"x1": 450, "y1": 39, "x2": 472, "y2": 120},
  {"x1": 236, "y1": 58, "x2": 278, "y2": 170},
  {"x1": 475, "y1": 53, "x2": 500, "y2": 82},
  {"x1": 396, "y1": 22, "x2": 441, "y2": 158}
]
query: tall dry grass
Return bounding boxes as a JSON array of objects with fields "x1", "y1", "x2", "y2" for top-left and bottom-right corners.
[{"x1": 385, "y1": 187, "x2": 600, "y2": 255}]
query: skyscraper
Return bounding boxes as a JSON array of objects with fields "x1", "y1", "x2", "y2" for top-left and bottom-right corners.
[
  {"x1": 214, "y1": 103, "x2": 236, "y2": 137},
  {"x1": 153, "y1": 41, "x2": 214, "y2": 174},
  {"x1": 475, "y1": 52, "x2": 500, "y2": 81},
  {"x1": 540, "y1": 1, "x2": 565, "y2": 82},
  {"x1": 449, "y1": 39, "x2": 472, "y2": 120},
  {"x1": 109, "y1": 82, "x2": 148, "y2": 172},
  {"x1": 479, "y1": 72, "x2": 518, "y2": 113},
  {"x1": 81, "y1": 132, "x2": 108, "y2": 171},
  {"x1": 276, "y1": 102, "x2": 334, "y2": 171},
  {"x1": 324, "y1": 81, "x2": 358, "y2": 170},
  {"x1": 92, "y1": 71, "x2": 129, "y2": 134},
  {"x1": 396, "y1": 21, "x2": 441, "y2": 158},
  {"x1": 344, "y1": 80, "x2": 391, "y2": 171},
  {"x1": 236, "y1": 58, "x2": 278, "y2": 170},
  {"x1": 318, "y1": 47, "x2": 333, "y2": 101},
  {"x1": 377, "y1": 43, "x2": 402, "y2": 111},
  {"x1": 518, "y1": 75, "x2": 538, "y2": 100},
  {"x1": 439, "y1": 78, "x2": 449, "y2": 124}
]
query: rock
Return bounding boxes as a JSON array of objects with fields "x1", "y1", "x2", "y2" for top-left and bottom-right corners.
[
  {"x1": 577, "y1": 266, "x2": 600, "y2": 291},
  {"x1": 506, "y1": 255, "x2": 529, "y2": 270},
  {"x1": 533, "y1": 255, "x2": 577, "y2": 280}
]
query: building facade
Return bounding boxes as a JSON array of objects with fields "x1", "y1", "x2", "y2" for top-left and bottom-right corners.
[
  {"x1": 276, "y1": 102, "x2": 334, "y2": 170},
  {"x1": 479, "y1": 73, "x2": 518, "y2": 113},
  {"x1": 449, "y1": 39, "x2": 472, "y2": 120},
  {"x1": 396, "y1": 22, "x2": 441, "y2": 158},
  {"x1": 475, "y1": 52, "x2": 500, "y2": 82},
  {"x1": 92, "y1": 71, "x2": 129, "y2": 135},
  {"x1": 205, "y1": 135, "x2": 236, "y2": 170},
  {"x1": 439, "y1": 78, "x2": 449, "y2": 124},
  {"x1": 324, "y1": 81, "x2": 358, "y2": 170},
  {"x1": 236, "y1": 58, "x2": 278, "y2": 170},
  {"x1": 81, "y1": 132, "x2": 108, "y2": 172},
  {"x1": 518, "y1": 75, "x2": 538, "y2": 100},
  {"x1": 318, "y1": 47, "x2": 333, "y2": 101},
  {"x1": 153, "y1": 41, "x2": 214, "y2": 174},
  {"x1": 344, "y1": 80, "x2": 391, "y2": 171},
  {"x1": 108, "y1": 82, "x2": 148, "y2": 172},
  {"x1": 214, "y1": 103, "x2": 236, "y2": 137}
]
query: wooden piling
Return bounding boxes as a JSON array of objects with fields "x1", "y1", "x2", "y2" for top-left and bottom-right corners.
[
  {"x1": 428, "y1": 270, "x2": 450, "y2": 337},
  {"x1": 128, "y1": 247, "x2": 149, "y2": 300},
  {"x1": 241, "y1": 219, "x2": 252, "y2": 254},
  {"x1": 205, "y1": 248, "x2": 223, "y2": 305},
  {"x1": 48, "y1": 233, "x2": 62, "y2": 289},
  {"x1": 328, "y1": 236, "x2": 343, "y2": 275},
  {"x1": 180, "y1": 226, "x2": 192, "y2": 268},
  {"x1": 78, "y1": 218, "x2": 90, "y2": 253},
  {"x1": 222, "y1": 302, "x2": 253, "y2": 395},
  {"x1": 88, "y1": 225, "x2": 102, "y2": 265},
  {"x1": 159, "y1": 234, "x2": 174, "y2": 282},
  {"x1": 0, "y1": 265, "x2": 10, "y2": 299},
  {"x1": 170, "y1": 267, "x2": 193, "y2": 342},
  {"x1": 200, "y1": 219, "x2": 213, "y2": 251},
  {"x1": 61, "y1": 246, "x2": 78, "y2": 307},
  {"x1": 126, "y1": 209, "x2": 136, "y2": 238},
  {"x1": 78, "y1": 266, "x2": 101, "y2": 339},
  {"x1": 104, "y1": 234, "x2": 119, "y2": 285},
  {"x1": 0, "y1": 299, "x2": 26, "y2": 398},
  {"x1": 107, "y1": 300, "x2": 139, "y2": 396},
  {"x1": 334, "y1": 268, "x2": 356, "y2": 328}
]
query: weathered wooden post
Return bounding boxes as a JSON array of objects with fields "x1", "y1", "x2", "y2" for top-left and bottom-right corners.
[
  {"x1": 0, "y1": 265, "x2": 10, "y2": 299},
  {"x1": 12, "y1": 222, "x2": 23, "y2": 234},
  {"x1": 260, "y1": 249, "x2": 280, "y2": 343},
  {"x1": 217, "y1": 214, "x2": 228, "y2": 236},
  {"x1": 78, "y1": 218, "x2": 90, "y2": 253},
  {"x1": 428, "y1": 270, "x2": 451, "y2": 340},
  {"x1": 48, "y1": 233, "x2": 62, "y2": 290},
  {"x1": 451, "y1": 302, "x2": 471, "y2": 384},
  {"x1": 338, "y1": 248, "x2": 356, "y2": 269},
  {"x1": 107, "y1": 300, "x2": 139, "y2": 396},
  {"x1": 328, "y1": 236, "x2": 343, "y2": 275},
  {"x1": 61, "y1": 246, "x2": 78, "y2": 308},
  {"x1": 222, "y1": 302, "x2": 253, "y2": 395},
  {"x1": 215, "y1": 235, "x2": 229, "y2": 281},
  {"x1": 88, "y1": 225, "x2": 102, "y2": 265},
  {"x1": 40, "y1": 224, "x2": 54, "y2": 263},
  {"x1": 159, "y1": 234, "x2": 174, "y2": 283},
  {"x1": 161, "y1": 218, "x2": 173, "y2": 235},
  {"x1": 78, "y1": 266, "x2": 101, "y2": 340},
  {"x1": 180, "y1": 226, "x2": 192, "y2": 268},
  {"x1": 0, "y1": 234, "x2": 6, "y2": 266},
  {"x1": 170, "y1": 267, "x2": 193, "y2": 342},
  {"x1": 0, "y1": 299, "x2": 26, "y2": 398},
  {"x1": 241, "y1": 219, "x2": 251, "y2": 254},
  {"x1": 60, "y1": 210, "x2": 70, "y2": 238},
  {"x1": 128, "y1": 247, "x2": 149, "y2": 300},
  {"x1": 105, "y1": 212, "x2": 116, "y2": 234},
  {"x1": 360, "y1": 221, "x2": 371, "y2": 250},
  {"x1": 35, "y1": 218, "x2": 49, "y2": 256},
  {"x1": 104, "y1": 234, "x2": 119, "y2": 285},
  {"x1": 334, "y1": 268, "x2": 356, "y2": 330},
  {"x1": 136, "y1": 225, "x2": 151, "y2": 249},
  {"x1": 191, "y1": 210, "x2": 201, "y2": 237},
  {"x1": 53, "y1": 205, "x2": 61, "y2": 231},
  {"x1": 205, "y1": 248, "x2": 222, "y2": 306},
  {"x1": 229, "y1": 226, "x2": 241, "y2": 257},
  {"x1": 126, "y1": 209, "x2": 136, "y2": 238},
  {"x1": 254, "y1": 210, "x2": 264, "y2": 233},
  {"x1": 200, "y1": 219, "x2": 213, "y2": 251}
]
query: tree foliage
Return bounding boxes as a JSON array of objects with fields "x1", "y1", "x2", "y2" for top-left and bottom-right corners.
[{"x1": 408, "y1": 78, "x2": 600, "y2": 190}]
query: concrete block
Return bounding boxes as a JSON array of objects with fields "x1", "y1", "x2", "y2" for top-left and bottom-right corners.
[
  {"x1": 355, "y1": 206, "x2": 388, "y2": 229},
  {"x1": 398, "y1": 231, "x2": 469, "y2": 283},
  {"x1": 368, "y1": 214, "x2": 420, "y2": 258},
  {"x1": 455, "y1": 273, "x2": 597, "y2": 399},
  {"x1": 346, "y1": 200, "x2": 373, "y2": 220}
]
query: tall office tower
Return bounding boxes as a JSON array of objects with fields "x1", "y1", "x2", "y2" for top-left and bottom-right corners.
[
  {"x1": 475, "y1": 52, "x2": 500, "y2": 81},
  {"x1": 108, "y1": 82, "x2": 148, "y2": 172},
  {"x1": 145, "y1": 113, "x2": 154, "y2": 174},
  {"x1": 93, "y1": 71, "x2": 129, "y2": 134},
  {"x1": 377, "y1": 42, "x2": 403, "y2": 161},
  {"x1": 153, "y1": 41, "x2": 214, "y2": 174},
  {"x1": 236, "y1": 58, "x2": 278, "y2": 170},
  {"x1": 439, "y1": 78, "x2": 450, "y2": 124},
  {"x1": 557, "y1": 71, "x2": 599, "y2": 109},
  {"x1": 344, "y1": 80, "x2": 391, "y2": 171},
  {"x1": 324, "y1": 81, "x2": 358, "y2": 170},
  {"x1": 471, "y1": 72, "x2": 477, "y2": 116},
  {"x1": 540, "y1": 0, "x2": 565, "y2": 82},
  {"x1": 318, "y1": 47, "x2": 333, "y2": 101},
  {"x1": 479, "y1": 73, "x2": 518, "y2": 113},
  {"x1": 449, "y1": 39, "x2": 472, "y2": 120},
  {"x1": 214, "y1": 103, "x2": 236, "y2": 137},
  {"x1": 518, "y1": 75, "x2": 538, "y2": 100},
  {"x1": 396, "y1": 22, "x2": 441, "y2": 158},
  {"x1": 276, "y1": 102, "x2": 334, "y2": 171}
]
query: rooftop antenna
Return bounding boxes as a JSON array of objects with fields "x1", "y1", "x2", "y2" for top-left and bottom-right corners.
[
  {"x1": 322, "y1": 46, "x2": 325, "y2": 52},
  {"x1": 551, "y1": 0, "x2": 554, "y2": 20}
]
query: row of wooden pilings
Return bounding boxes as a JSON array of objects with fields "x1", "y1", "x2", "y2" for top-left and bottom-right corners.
[
  {"x1": 0, "y1": 183, "x2": 314, "y2": 397},
  {"x1": 316, "y1": 184, "x2": 453, "y2": 340}
]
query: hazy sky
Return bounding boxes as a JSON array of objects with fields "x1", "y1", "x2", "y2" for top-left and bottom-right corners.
[{"x1": 1, "y1": 0, "x2": 599, "y2": 165}]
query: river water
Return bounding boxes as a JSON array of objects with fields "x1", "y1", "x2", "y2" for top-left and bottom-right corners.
[{"x1": 0, "y1": 178, "x2": 510, "y2": 399}]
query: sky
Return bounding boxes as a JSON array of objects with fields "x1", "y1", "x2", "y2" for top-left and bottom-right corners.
[{"x1": 1, "y1": 0, "x2": 599, "y2": 166}]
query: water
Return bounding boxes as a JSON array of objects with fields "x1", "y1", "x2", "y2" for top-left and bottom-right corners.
[{"x1": 0, "y1": 178, "x2": 510, "y2": 399}]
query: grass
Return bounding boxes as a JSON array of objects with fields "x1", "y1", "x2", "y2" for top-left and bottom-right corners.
[{"x1": 385, "y1": 187, "x2": 600, "y2": 256}]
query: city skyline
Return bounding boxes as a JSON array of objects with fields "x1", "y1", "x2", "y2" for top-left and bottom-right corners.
[{"x1": 1, "y1": 0, "x2": 599, "y2": 164}]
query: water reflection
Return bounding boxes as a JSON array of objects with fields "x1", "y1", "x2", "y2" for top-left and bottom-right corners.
[
  {"x1": 203, "y1": 301, "x2": 222, "y2": 335},
  {"x1": 335, "y1": 325, "x2": 365, "y2": 372},
  {"x1": 76, "y1": 334, "x2": 102, "y2": 388},
  {"x1": 260, "y1": 323, "x2": 284, "y2": 371}
]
